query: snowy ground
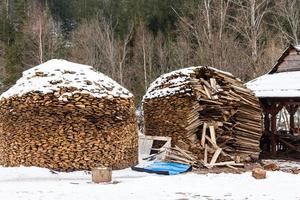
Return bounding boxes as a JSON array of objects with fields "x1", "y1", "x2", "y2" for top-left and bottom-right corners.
[{"x1": 1, "y1": 161, "x2": 300, "y2": 200}]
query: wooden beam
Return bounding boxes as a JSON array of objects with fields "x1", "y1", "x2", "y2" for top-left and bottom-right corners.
[
  {"x1": 201, "y1": 123, "x2": 207, "y2": 147},
  {"x1": 278, "y1": 138, "x2": 300, "y2": 153},
  {"x1": 209, "y1": 125, "x2": 217, "y2": 145},
  {"x1": 208, "y1": 148, "x2": 222, "y2": 167}
]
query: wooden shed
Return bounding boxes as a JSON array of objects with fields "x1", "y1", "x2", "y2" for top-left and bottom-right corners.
[{"x1": 247, "y1": 45, "x2": 300, "y2": 158}]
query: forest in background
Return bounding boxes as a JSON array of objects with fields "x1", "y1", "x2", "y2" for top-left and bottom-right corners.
[{"x1": 0, "y1": 0, "x2": 300, "y2": 100}]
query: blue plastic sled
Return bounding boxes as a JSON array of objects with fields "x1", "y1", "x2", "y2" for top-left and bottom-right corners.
[{"x1": 132, "y1": 162, "x2": 192, "y2": 175}]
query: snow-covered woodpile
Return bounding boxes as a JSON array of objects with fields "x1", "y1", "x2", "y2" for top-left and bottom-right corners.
[
  {"x1": 0, "y1": 59, "x2": 138, "y2": 171},
  {"x1": 143, "y1": 66, "x2": 262, "y2": 165}
]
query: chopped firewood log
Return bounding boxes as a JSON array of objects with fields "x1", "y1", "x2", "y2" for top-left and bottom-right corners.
[{"x1": 252, "y1": 168, "x2": 266, "y2": 179}]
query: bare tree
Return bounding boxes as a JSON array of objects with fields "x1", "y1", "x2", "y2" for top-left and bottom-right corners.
[
  {"x1": 0, "y1": 41, "x2": 6, "y2": 82},
  {"x1": 22, "y1": 2, "x2": 60, "y2": 66},
  {"x1": 133, "y1": 24, "x2": 151, "y2": 91},
  {"x1": 229, "y1": 0, "x2": 270, "y2": 76},
  {"x1": 117, "y1": 24, "x2": 133, "y2": 85},
  {"x1": 173, "y1": 0, "x2": 232, "y2": 68},
  {"x1": 71, "y1": 17, "x2": 134, "y2": 85},
  {"x1": 172, "y1": 25, "x2": 194, "y2": 67},
  {"x1": 204, "y1": 0, "x2": 212, "y2": 47},
  {"x1": 219, "y1": 0, "x2": 231, "y2": 40},
  {"x1": 273, "y1": 0, "x2": 300, "y2": 45},
  {"x1": 71, "y1": 17, "x2": 116, "y2": 78}
]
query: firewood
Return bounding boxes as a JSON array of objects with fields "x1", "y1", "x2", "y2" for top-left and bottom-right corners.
[
  {"x1": 143, "y1": 66, "x2": 262, "y2": 168},
  {"x1": 92, "y1": 167, "x2": 112, "y2": 183},
  {"x1": 0, "y1": 60, "x2": 138, "y2": 171},
  {"x1": 252, "y1": 168, "x2": 266, "y2": 179}
]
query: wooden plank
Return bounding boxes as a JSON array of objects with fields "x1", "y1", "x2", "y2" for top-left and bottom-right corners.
[
  {"x1": 278, "y1": 138, "x2": 300, "y2": 153},
  {"x1": 204, "y1": 144, "x2": 208, "y2": 165},
  {"x1": 203, "y1": 85, "x2": 212, "y2": 99},
  {"x1": 175, "y1": 145, "x2": 195, "y2": 161},
  {"x1": 208, "y1": 148, "x2": 222, "y2": 166},
  {"x1": 139, "y1": 138, "x2": 153, "y2": 157},
  {"x1": 209, "y1": 125, "x2": 217, "y2": 145},
  {"x1": 197, "y1": 98, "x2": 223, "y2": 105},
  {"x1": 215, "y1": 162, "x2": 243, "y2": 167},
  {"x1": 201, "y1": 123, "x2": 207, "y2": 147},
  {"x1": 210, "y1": 78, "x2": 217, "y2": 91},
  {"x1": 205, "y1": 135, "x2": 219, "y2": 149}
]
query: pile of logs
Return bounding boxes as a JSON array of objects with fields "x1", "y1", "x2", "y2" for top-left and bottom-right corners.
[
  {"x1": 0, "y1": 60, "x2": 138, "y2": 171},
  {"x1": 143, "y1": 66, "x2": 262, "y2": 166}
]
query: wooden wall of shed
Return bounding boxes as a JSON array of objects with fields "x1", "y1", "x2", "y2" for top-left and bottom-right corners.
[{"x1": 276, "y1": 49, "x2": 300, "y2": 73}]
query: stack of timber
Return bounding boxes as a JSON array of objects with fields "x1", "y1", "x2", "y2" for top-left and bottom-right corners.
[
  {"x1": 0, "y1": 59, "x2": 138, "y2": 171},
  {"x1": 143, "y1": 66, "x2": 262, "y2": 166}
]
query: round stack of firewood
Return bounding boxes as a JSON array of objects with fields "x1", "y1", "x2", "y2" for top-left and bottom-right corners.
[
  {"x1": 0, "y1": 59, "x2": 138, "y2": 171},
  {"x1": 143, "y1": 66, "x2": 262, "y2": 167}
]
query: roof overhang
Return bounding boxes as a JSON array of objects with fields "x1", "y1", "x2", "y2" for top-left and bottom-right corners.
[{"x1": 246, "y1": 71, "x2": 300, "y2": 98}]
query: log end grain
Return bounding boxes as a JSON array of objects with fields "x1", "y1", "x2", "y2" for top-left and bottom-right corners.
[
  {"x1": 92, "y1": 167, "x2": 112, "y2": 183},
  {"x1": 263, "y1": 163, "x2": 280, "y2": 171},
  {"x1": 252, "y1": 168, "x2": 266, "y2": 179}
]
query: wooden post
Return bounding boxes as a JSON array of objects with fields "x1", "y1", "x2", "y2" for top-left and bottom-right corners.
[
  {"x1": 263, "y1": 111, "x2": 271, "y2": 152},
  {"x1": 92, "y1": 167, "x2": 112, "y2": 183},
  {"x1": 269, "y1": 103, "x2": 284, "y2": 156},
  {"x1": 270, "y1": 112, "x2": 277, "y2": 155},
  {"x1": 286, "y1": 105, "x2": 298, "y2": 135},
  {"x1": 290, "y1": 113, "x2": 295, "y2": 134},
  {"x1": 263, "y1": 111, "x2": 270, "y2": 133}
]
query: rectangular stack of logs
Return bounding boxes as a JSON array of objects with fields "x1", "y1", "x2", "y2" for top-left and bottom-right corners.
[
  {"x1": 0, "y1": 91, "x2": 138, "y2": 171},
  {"x1": 143, "y1": 67, "x2": 262, "y2": 167}
]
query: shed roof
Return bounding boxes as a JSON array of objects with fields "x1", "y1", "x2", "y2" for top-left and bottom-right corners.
[
  {"x1": 246, "y1": 71, "x2": 300, "y2": 98},
  {"x1": 246, "y1": 45, "x2": 300, "y2": 98},
  {"x1": 269, "y1": 44, "x2": 300, "y2": 74}
]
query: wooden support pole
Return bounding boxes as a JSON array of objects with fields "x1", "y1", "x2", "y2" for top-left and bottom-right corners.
[
  {"x1": 271, "y1": 113, "x2": 277, "y2": 156},
  {"x1": 271, "y1": 114, "x2": 276, "y2": 155},
  {"x1": 264, "y1": 112, "x2": 271, "y2": 153},
  {"x1": 290, "y1": 114, "x2": 295, "y2": 134},
  {"x1": 268, "y1": 103, "x2": 283, "y2": 156},
  {"x1": 263, "y1": 111, "x2": 270, "y2": 133},
  {"x1": 286, "y1": 105, "x2": 298, "y2": 135}
]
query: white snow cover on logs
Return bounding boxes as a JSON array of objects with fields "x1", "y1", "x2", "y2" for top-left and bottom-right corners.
[
  {"x1": 0, "y1": 59, "x2": 132, "y2": 100},
  {"x1": 143, "y1": 66, "x2": 235, "y2": 100}
]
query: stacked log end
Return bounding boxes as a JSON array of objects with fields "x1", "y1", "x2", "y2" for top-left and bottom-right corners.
[
  {"x1": 0, "y1": 59, "x2": 138, "y2": 171},
  {"x1": 143, "y1": 66, "x2": 262, "y2": 165}
]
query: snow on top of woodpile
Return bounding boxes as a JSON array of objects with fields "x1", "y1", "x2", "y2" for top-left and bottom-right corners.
[
  {"x1": 246, "y1": 71, "x2": 300, "y2": 98},
  {"x1": 143, "y1": 66, "x2": 234, "y2": 100},
  {"x1": 294, "y1": 45, "x2": 300, "y2": 52},
  {"x1": 0, "y1": 59, "x2": 132, "y2": 100}
]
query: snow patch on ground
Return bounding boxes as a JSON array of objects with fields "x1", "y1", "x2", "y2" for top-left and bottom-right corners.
[
  {"x1": 0, "y1": 59, "x2": 132, "y2": 100},
  {"x1": 0, "y1": 166, "x2": 300, "y2": 200}
]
